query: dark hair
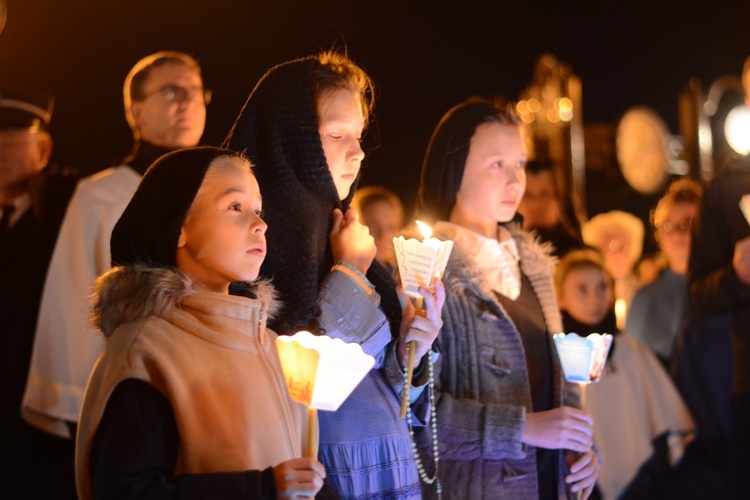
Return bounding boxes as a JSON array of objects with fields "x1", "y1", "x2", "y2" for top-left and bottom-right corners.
[
  {"x1": 123, "y1": 51, "x2": 203, "y2": 136},
  {"x1": 312, "y1": 50, "x2": 375, "y2": 127},
  {"x1": 416, "y1": 98, "x2": 522, "y2": 223}
]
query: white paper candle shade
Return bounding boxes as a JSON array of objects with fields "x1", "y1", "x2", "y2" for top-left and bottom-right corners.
[
  {"x1": 276, "y1": 331, "x2": 375, "y2": 412},
  {"x1": 393, "y1": 221, "x2": 453, "y2": 298},
  {"x1": 553, "y1": 332, "x2": 613, "y2": 384}
]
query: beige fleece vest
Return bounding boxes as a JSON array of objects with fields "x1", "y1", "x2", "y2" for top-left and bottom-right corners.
[{"x1": 76, "y1": 291, "x2": 311, "y2": 499}]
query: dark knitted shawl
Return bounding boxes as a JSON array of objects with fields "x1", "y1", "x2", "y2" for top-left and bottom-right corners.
[{"x1": 225, "y1": 57, "x2": 399, "y2": 335}]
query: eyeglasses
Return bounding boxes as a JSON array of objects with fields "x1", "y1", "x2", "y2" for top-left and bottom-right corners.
[
  {"x1": 660, "y1": 218, "x2": 692, "y2": 235},
  {"x1": 606, "y1": 240, "x2": 631, "y2": 255},
  {"x1": 140, "y1": 84, "x2": 212, "y2": 105}
]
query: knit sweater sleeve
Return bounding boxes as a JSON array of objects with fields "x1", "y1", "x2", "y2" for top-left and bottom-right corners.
[
  {"x1": 317, "y1": 270, "x2": 392, "y2": 367},
  {"x1": 89, "y1": 379, "x2": 278, "y2": 500}
]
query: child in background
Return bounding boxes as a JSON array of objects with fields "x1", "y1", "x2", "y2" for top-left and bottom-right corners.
[
  {"x1": 76, "y1": 147, "x2": 325, "y2": 499},
  {"x1": 225, "y1": 52, "x2": 444, "y2": 499},
  {"x1": 556, "y1": 248, "x2": 694, "y2": 499},
  {"x1": 351, "y1": 185, "x2": 405, "y2": 275}
]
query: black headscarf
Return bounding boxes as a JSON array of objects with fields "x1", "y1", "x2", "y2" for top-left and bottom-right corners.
[
  {"x1": 224, "y1": 56, "x2": 399, "y2": 335},
  {"x1": 416, "y1": 98, "x2": 515, "y2": 224},
  {"x1": 111, "y1": 147, "x2": 241, "y2": 268}
]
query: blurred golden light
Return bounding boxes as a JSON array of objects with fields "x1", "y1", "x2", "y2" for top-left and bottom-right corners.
[
  {"x1": 517, "y1": 100, "x2": 529, "y2": 114},
  {"x1": 546, "y1": 108, "x2": 560, "y2": 123},
  {"x1": 528, "y1": 98, "x2": 541, "y2": 113},
  {"x1": 725, "y1": 105, "x2": 750, "y2": 156},
  {"x1": 521, "y1": 113, "x2": 535, "y2": 124},
  {"x1": 559, "y1": 109, "x2": 573, "y2": 122},
  {"x1": 559, "y1": 97, "x2": 573, "y2": 112}
]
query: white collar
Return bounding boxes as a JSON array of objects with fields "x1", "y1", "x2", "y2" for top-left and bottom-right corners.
[{"x1": 434, "y1": 221, "x2": 521, "y2": 299}]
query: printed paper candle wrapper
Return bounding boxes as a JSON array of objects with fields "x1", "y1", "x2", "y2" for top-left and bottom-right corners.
[
  {"x1": 275, "y1": 331, "x2": 375, "y2": 412},
  {"x1": 393, "y1": 221, "x2": 453, "y2": 298},
  {"x1": 553, "y1": 332, "x2": 613, "y2": 384}
]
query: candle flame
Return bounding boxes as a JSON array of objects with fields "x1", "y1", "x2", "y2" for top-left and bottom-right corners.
[{"x1": 415, "y1": 220, "x2": 432, "y2": 239}]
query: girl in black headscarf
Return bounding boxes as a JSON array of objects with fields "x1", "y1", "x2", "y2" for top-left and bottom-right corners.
[{"x1": 225, "y1": 52, "x2": 444, "y2": 499}]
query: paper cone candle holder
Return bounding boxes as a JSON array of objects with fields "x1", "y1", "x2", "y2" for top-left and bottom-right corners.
[
  {"x1": 277, "y1": 331, "x2": 376, "y2": 459},
  {"x1": 393, "y1": 221, "x2": 453, "y2": 418},
  {"x1": 553, "y1": 332, "x2": 613, "y2": 384},
  {"x1": 276, "y1": 331, "x2": 375, "y2": 412},
  {"x1": 393, "y1": 220, "x2": 453, "y2": 299}
]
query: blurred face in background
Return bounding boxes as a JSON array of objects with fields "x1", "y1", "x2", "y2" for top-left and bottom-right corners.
[
  {"x1": 519, "y1": 169, "x2": 560, "y2": 230},
  {"x1": 596, "y1": 230, "x2": 635, "y2": 281},
  {"x1": 656, "y1": 201, "x2": 697, "y2": 274},
  {"x1": 130, "y1": 62, "x2": 207, "y2": 149},
  {"x1": 360, "y1": 199, "x2": 400, "y2": 265},
  {"x1": 0, "y1": 129, "x2": 51, "y2": 202},
  {"x1": 558, "y1": 264, "x2": 613, "y2": 326}
]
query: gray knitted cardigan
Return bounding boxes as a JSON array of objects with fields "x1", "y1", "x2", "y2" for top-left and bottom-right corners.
[{"x1": 428, "y1": 222, "x2": 578, "y2": 499}]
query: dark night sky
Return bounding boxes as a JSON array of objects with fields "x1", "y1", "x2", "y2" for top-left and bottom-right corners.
[{"x1": 2, "y1": 0, "x2": 750, "y2": 218}]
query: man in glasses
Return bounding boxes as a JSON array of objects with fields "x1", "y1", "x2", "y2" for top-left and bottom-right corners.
[
  {"x1": 22, "y1": 52, "x2": 208, "y2": 460},
  {"x1": 0, "y1": 82, "x2": 80, "y2": 496},
  {"x1": 627, "y1": 178, "x2": 703, "y2": 369}
]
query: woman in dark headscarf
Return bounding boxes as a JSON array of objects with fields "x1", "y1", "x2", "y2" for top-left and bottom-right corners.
[
  {"x1": 225, "y1": 52, "x2": 444, "y2": 499},
  {"x1": 416, "y1": 98, "x2": 600, "y2": 499}
]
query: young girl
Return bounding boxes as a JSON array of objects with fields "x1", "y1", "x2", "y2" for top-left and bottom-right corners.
[
  {"x1": 76, "y1": 147, "x2": 325, "y2": 499},
  {"x1": 556, "y1": 248, "x2": 694, "y2": 499},
  {"x1": 416, "y1": 98, "x2": 599, "y2": 499},
  {"x1": 225, "y1": 52, "x2": 444, "y2": 499}
]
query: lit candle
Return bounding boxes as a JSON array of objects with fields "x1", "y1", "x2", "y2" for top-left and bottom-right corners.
[{"x1": 393, "y1": 221, "x2": 453, "y2": 417}]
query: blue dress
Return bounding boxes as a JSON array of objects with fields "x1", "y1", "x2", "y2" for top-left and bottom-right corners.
[{"x1": 316, "y1": 270, "x2": 427, "y2": 499}]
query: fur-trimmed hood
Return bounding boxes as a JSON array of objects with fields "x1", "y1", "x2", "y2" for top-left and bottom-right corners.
[{"x1": 91, "y1": 264, "x2": 281, "y2": 338}]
